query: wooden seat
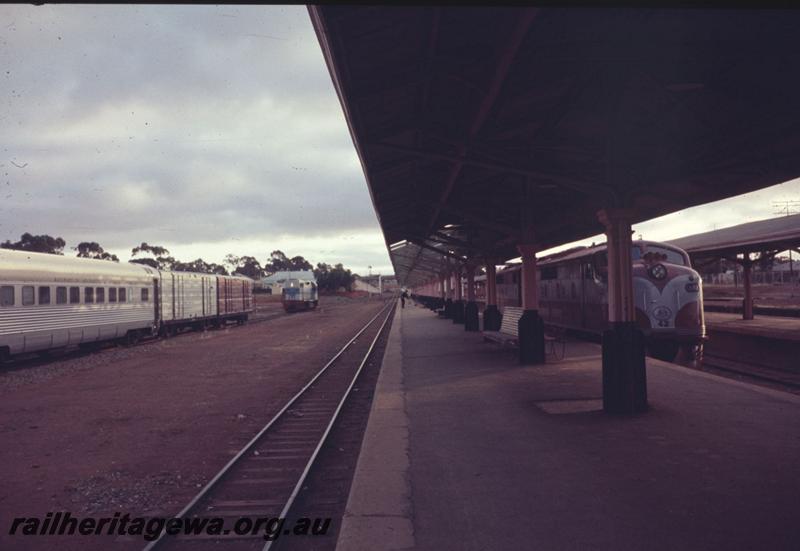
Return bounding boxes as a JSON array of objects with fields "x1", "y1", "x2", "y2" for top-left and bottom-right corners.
[
  {"x1": 483, "y1": 306, "x2": 523, "y2": 347},
  {"x1": 483, "y1": 308, "x2": 568, "y2": 360}
]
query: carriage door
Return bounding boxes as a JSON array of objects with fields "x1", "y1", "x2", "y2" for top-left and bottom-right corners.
[
  {"x1": 580, "y1": 262, "x2": 588, "y2": 329},
  {"x1": 200, "y1": 276, "x2": 206, "y2": 317},
  {"x1": 153, "y1": 277, "x2": 160, "y2": 327}
]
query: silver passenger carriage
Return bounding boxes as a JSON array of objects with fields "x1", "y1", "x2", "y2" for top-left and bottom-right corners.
[{"x1": 0, "y1": 249, "x2": 156, "y2": 359}]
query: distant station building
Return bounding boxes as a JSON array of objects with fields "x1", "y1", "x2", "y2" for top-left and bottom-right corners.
[
  {"x1": 669, "y1": 213, "x2": 800, "y2": 289},
  {"x1": 261, "y1": 270, "x2": 316, "y2": 295},
  {"x1": 699, "y1": 259, "x2": 798, "y2": 286},
  {"x1": 352, "y1": 276, "x2": 381, "y2": 294},
  {"x1": 353, "y1": 274, "x2": 399, "y2": 294}
]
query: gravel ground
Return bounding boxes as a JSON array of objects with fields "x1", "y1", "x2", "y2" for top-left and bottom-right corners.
[{"x1": 0, "y1": 295, "x2": 387, "y2": 551}]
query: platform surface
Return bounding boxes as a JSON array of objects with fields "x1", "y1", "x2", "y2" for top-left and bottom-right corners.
[
  {"x1": 337, "y1": 303, "x2": 800, "y2": 551},
  {"x1": 704, "y1": 310, "x2": 800, "y2": 341}
]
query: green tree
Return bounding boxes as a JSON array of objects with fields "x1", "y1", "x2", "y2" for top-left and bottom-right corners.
[
  {"x1": 289, "y1": 255, "x2": 312, "y2": 271},
  {"x1": 75, "y1": 241, "x2": 119, "y2": 262},
  {"x1": 236, "y1": 256, "x2": 263, "y2": 278},
  {"x1": 130, "y1": 242, "x2": 174, "y2": 270},
  {"x1": 264, "y1": 250, "x2": 314, "y2": 273},
  {"x1": 1, "y1": 232, "x2": 66, "y2": 254},
  {"x1": 224, "y1": 253, "x2": 241, "y2": 274},
  {"x1": 314, "y1": 262, "x2": 354, "y2": 292},
  {"x1": 264, "y1": 250, "x2": 291, "y2": 274},
  {"x1": 172, "y1": 258, "x2": 228, "y2": 275}
]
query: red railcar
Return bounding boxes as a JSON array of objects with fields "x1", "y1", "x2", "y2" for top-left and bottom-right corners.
[{"x1": 216, "y1": 275, "x2": 254, "y2": 324}]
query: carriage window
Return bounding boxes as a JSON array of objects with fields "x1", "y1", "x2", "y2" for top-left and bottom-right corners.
[
  {"x1": 119, "y1": 288, "x2": 127, "y2": 303},
  {"x1": 141, "y1": 288, "x2": 149, "y2": 302},
  {"x1": 593, "y1": 252, "x2": 609, "y2": 282},
  {"x1": 22, "y1": 286, "x2": 35, "y2": 306},
  {"x1": 0, "y1": 286, "x2": 13, "y2": 306},
  {"x1": 38, "y1": 286, "x2": 51, "y2": 305},
  {"x1": 540, "y1": 267, "x2": 558, "y2": 280},
  {"x1": 109, "y1": 288, "x2": 117, "y2": 303},
  {"x1": 56, "y1": 287, "x2": 67, "y2": 304},
  {"x1": 96, "y1": 287, "x2": 105, "y2": 303},
  {"x1": 84, "y1": 287, "x2": 94, "y2": 303},
  {"x1": 70, "y1": 287, "x2": 80, "y2": 304}
]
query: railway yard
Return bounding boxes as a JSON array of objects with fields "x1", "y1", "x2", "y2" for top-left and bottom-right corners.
[
  {"x1": 0, "y1": 295, "x2": 391, "y2": 551},
  {"x1": 4, "y1": 5, "x2": 800, "y2": 551},
  {"x1": 1, "y1": 291, "x2": 798, "y2": 550}
]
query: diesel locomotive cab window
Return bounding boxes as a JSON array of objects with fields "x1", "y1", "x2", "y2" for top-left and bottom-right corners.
[
  {"x1": 96, "y1": 287, "x2": 105, "y2": 303},
  {"x1": 22, "y1": 286, "x2": 35, "y2": 306},
  {"x1": 109, "y1": 288, "x2": 117, "y2": 303},
  {"x1": 56, "y1": 287, "x2": 67, "y2": 304},
  {"x1": 38, "y1": 286, "x2": 51, "y2": 305},
  {"x1": 643, "y1": 245, "x2": 687, "y2": 266},
  {"x1": 69, "y1": 287, "x2": 80, "y2": 304},
  {"x1": 0, "y1": 285, "x2": 14, "y2": 306},
  {"x1": 141, "y1": 288, "x2": 149, "y2": 302},
  {"x1": 85, "y1": 287, "x2": 94, "y2": 304}
]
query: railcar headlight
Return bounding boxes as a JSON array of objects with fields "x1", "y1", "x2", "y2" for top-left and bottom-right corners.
[
  {"x1": 653, "y1": 306, "x2": 672, "y2": 321},
  {"x1": 685, "y1": 282, "x2": 700, "y2": 292},
  {"x1": 648, "y1": 263, "x2": 668, "y2": 280}
]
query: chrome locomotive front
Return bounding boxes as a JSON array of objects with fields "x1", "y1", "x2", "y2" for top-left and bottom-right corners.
[{"x1": 633, "y1": 260, "x2": 705, "y2": 362}]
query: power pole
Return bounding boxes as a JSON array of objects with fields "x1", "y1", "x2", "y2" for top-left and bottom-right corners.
[{"x1": 772, "y1": 200, "x2": 800, "y2": 284}]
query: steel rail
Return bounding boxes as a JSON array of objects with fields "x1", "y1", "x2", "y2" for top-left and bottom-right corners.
[
  {"x1": 700, "y1": 358, "x2": 800, "y2": 390},
  {"x1": 263, "y1": 298, "x2": 395, "y2": 551},
  {"x1": 142, "y1": 299, "x2": 395, "y2": 550}
]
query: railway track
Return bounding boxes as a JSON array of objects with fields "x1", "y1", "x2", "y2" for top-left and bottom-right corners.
[
  {"x1": 142, "y1": 300, "x2": 396, "y2": 551},
  {"x1": 0, "y1": 299, "x2": 364, "y2": 371},
  {"x1": 699, "y1": 355, "x2": 800, "y2": 391}
]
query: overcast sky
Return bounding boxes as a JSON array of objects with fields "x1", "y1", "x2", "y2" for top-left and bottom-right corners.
[{"x1": 2, "y1": 5, "x2": 799, "y2": 275}]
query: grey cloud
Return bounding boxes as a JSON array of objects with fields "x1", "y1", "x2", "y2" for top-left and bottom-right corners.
[{"x1": 1, "y1": 5, "x2": 387, "y2": 267}]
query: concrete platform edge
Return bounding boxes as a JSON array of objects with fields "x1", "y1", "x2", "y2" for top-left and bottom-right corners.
[
  {"x1": 655, "y1": 359, "x2": 800, "y2": 404},
  {"x1": 335, "y1": 302, "x2": 415, "y2": 551}
]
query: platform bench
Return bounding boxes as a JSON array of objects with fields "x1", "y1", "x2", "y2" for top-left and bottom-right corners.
[
  {"x1": 483, "y1": 307, "x2": 567, "y2": 360},
  {"x1": 483, "y1": 306, "x2": 523, "y2": 347}
]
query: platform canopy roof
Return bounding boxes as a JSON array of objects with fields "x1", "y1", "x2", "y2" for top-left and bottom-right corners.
[
  {"x1": 309, "y1": 7, "x2": 800, "y2": 285},
  {"x1": 668, "y1": 213, "x2": 800, "y2": 258}
]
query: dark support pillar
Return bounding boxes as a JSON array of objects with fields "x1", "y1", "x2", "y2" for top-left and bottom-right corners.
[
  {"x1": 519, "y1": 310, "x2": 545, "y2": 364},
  {"x1": 453, "y1": 301, "x2": 465, "y2": 324},
  {"x1": 483, "y1": 305, "x2": 500, "y2": 331},
  {"x1": 483, "y1": 260, "x2": 501, "y2": 331},
  {"x1": 453, "y1": 265, "x2": 465, "y2": 324},
  {"x1": 742, "y1": 254, "x2": 754, "y2": 320},
  {"x1": 464, "y1": 264, "x2": 480, "y2": 331},
  {"x1": 517, "y1": 244, "x2": 545, "y2": 365},
  {"x1": 598, "y1": 209, "x2": 647, "y2": 414},
  {"x1": 438, "y1": 274, "x2": 446, "y2": 312},
  {"x1": 602, "y1": 322, "x2": 648, "y2": 413},
  {"x1": 443, "y1": 269, "x2": 453, "y2": 318}
]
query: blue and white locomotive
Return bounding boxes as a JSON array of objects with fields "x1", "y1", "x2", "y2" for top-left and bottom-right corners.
[{"x1": 280, "y1": 270, "x2": 319, "y2": 313}]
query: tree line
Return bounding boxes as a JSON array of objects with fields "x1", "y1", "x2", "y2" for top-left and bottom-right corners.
[{"x1": 1, "y1": 232, "x2": 357, "y2": 291}]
